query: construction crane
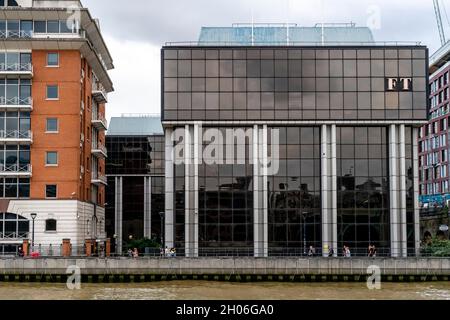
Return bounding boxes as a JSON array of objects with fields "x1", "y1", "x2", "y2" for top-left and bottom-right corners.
[{"x1": 434, "y1": 0, "x2": 447, "y2": 45}]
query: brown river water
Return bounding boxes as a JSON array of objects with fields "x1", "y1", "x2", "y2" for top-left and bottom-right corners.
[{"x1": 0, "y1": 281, "x2": 449, "y2": 300}]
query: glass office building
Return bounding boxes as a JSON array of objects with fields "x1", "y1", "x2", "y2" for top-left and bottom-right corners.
[
  {"x1": 161, "y1": 25, "x2": 429, "y2": 257},
  {"x1": 105, "y1": 116, "x2": 165, "y2": 253}
]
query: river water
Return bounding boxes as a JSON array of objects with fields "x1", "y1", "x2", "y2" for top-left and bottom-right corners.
[{"x1": 0, "y1": 282, "x2": 449, "y2": 300}]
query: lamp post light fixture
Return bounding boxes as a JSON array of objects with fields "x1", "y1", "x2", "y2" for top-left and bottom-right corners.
[
  {"x1": 30, "y1": 213, "x2": 37, "y2": 252},
  {"x1": 113, "y1": 234, "x2": 118, "y2": 255}
]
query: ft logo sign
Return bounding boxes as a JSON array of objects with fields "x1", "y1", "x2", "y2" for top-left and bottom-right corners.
[{"x1": 386, "y1": 78, "x2": 413, "y2": 91}]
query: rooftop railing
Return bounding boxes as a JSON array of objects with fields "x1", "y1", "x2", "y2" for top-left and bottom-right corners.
[{"x1": 165, "y1": 40, "x2": 423, "y2": 47}]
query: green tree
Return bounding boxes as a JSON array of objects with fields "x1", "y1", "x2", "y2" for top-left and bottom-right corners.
[
  {"x1": 127, "y1": 238, "x2": 161, "y2": 252},
  {"x1": 422, "y1": 239, "x2": 450, "y2": 257}
]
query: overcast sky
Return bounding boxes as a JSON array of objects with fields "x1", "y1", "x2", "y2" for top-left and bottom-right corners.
[{"x1": 82, "y1": 0, "x2": 448, "y2": 120}]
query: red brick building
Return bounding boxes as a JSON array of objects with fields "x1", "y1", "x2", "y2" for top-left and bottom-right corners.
[{"x1": 0, "y1": 0, "x2": 113, "y2": 254}]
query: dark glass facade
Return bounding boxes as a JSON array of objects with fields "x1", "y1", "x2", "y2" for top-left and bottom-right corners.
[
  {"x1": 106, "y1": 135, "x2": 164, "y2": 175},
  {"x1": 105, "y1": 133, "x2": 165, "y2": 248},
  {"x1": 268, "y1": 127, "x2": 321, "y2": 254},
  {"x1": 163, "y1": 47, "x2": 428, "y2": 122},
  {"x1": 162, "y1": 46, "x2": 428, "y2": 257},
  {"x1": 198, "y1": 127, "x2": 254, "y2": 254},
  {"x1": 336, "y1": 127, "x2": 390, "y2": 254}
]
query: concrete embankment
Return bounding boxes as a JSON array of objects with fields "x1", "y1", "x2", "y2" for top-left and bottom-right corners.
[{"x1": 0, "y1": 258, "x2": 449, "y2": 282}]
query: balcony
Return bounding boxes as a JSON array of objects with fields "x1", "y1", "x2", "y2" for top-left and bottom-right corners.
[
  {"x1": 91, "y1": 143, "x2": 108, "y2": 159},
  {"x1": 92, "y1": 115, "x2": 108, "y2": 131},
  {"x1": 0, "y1": 97, "x2": 33, "y2": 111},
  {"x1": 0, "y1": 130, "x2": 33, "y2": 144},
  {"x1": 0, "y1": 232, "x2": 29, "y2": 241},
  {"x1": 92, "y1": 82, "x2": 108, "y2": 103},
  {"x1": 0, "y1": 30, "x2": 33, "y2": 39},
  {"x1": 91, "y1": 173, "x2": 107, "y2": 186},
  {"x1": 0, "y1": 164, "x2": 32, "y2": 177},
  {"x1": 0, "y1": 63, "x2": 33, "y2": 77}
]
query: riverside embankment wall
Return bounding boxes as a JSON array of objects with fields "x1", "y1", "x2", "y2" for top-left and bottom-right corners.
[{"x1": 0, "y1": 258, "x2": 449, "y2": 281}]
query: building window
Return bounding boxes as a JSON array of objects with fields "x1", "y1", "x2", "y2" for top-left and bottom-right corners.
[
  {"x1": 47, "y1": 53, "x2": 59, "y2": 67},
  {"x1": 33, "y1": 20, "x2": 46, "y2": 33},
  {"x1": 46, "y1": 151, "x2": 58, "y2": 166},
  {"x1": 0, "y1": 213, "x2": 29, "y2": 240},
  {"x1": 46, "y1": 185, "x2": 57, "y2": 198},
  {"x1": 46, "y1": 85, "x2": 59, "y2": 100},
  {"x1": 45, "y1": 219, "x2": 57, "y2": 232},
  {"x1": 46, "y1": 118, "x2": 58, "y2": 132},
  {"x1": 47, "y1": 20, "x2": 59, "y2": 33}
]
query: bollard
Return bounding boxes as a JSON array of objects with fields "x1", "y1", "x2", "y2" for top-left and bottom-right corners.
[
  {"x1": 106, "y1": 239, "x2": 111, "y2": 257},
  {"x1": 85, "y1": 239, "x2": 92, "y2": 257},
  {"x1": 62, "y1": 239, "x2": 71, "y2": 257},
  {"x1": 22, "y1": 239, "x2": 29, "y2": 257}
]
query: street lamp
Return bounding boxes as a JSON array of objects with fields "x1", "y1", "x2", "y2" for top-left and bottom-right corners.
[
  {"x1": 113, "y1": 234, "x2": 118, "y2": 255},
  {"x1": 30, "y1": 213, "x2": 37, "y2": 252},
  {"x1": 159, "y1": 212, "x2": 165, "y2": 249}
]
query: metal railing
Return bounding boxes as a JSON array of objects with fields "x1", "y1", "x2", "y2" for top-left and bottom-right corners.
[
  {"x1": 165, "y1": 40, "x2": 423, "y2": 47},
  {"x1": 0, "y1": 30, "x2": 33, "y2": 39},
  {"x1": 0, "y1": 130, "x2": 32, "y2": 140},
  {"x1": 0, "y1": 164, "x2": 32, "y2": 174},
  {"x1": 92, "y1": 143, "x2": 108, "y2": 156},
  {"x1": 92, "y1": 81, "x2": 108, "y2": 99},
  {"x1": 91, "y1": 114, "x2": 108, "y2": 128},
  {"x1": 1, "y1": 244, "x2": 449, "y2": 258},
  {"x1": 0, "y1": 232, "x2": 29, "y2": 240},
  {"x1": 91, "y1": 172, "x2": 107, "y2": 184},
  {"x1": 0, "y1": 97, "x2": 32, "y2": 106},
  {"x1": 0, "y1": 63, "x2": 32, "y2": 73}
]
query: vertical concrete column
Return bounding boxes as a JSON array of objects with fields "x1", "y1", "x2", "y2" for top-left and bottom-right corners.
[
  {"x1": 389, "y1": 125, "x2": 400, "y2": 257},
  {"x1": 262, "y1": 125, "x2": 269, "y2": 257},
  {"x1": 321, "y1": 125, "x2": 330, "y2": 256},
  {"x1": 184, "y1": 124, "x2": 191, "y2": 256},
  {"x1": 331, "y1": 124, "x2": 338, "y2": 257},
  {"x1": 412, "y1": 127, "x2": 421, "y2": 256},
  {"x1": 164, "y1": 127, "x2": 175, "y2": 249},
  {"x1": 253, "y1": 125, "x2": 262, "y2": 257},
  {"x1": 114, "y1": 176, "x2": 123, "y2": 255},
  {"x1": 399, "y1": 124, "x2": 408, "y2": 257},
  {"x1": 143, "y1": 177, "x2": 152, "y2": 239},
  {"x1": 193, "y1": 122, "x2": 200, "y2": 257},
  {"x1": 185, "y1": 125, "x2": 198, "y2": 258}
]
